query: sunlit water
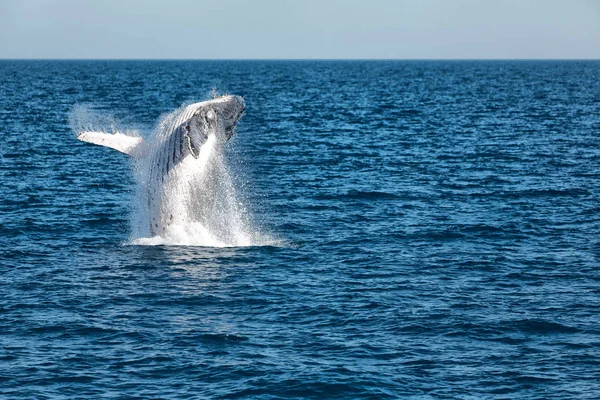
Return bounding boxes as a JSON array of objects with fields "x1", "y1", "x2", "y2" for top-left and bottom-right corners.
[{"x1": 1, "y1": 60, "x2": 600, "y2": 399}]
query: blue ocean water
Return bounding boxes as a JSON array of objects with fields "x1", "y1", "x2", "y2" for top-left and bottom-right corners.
[{"x1": 1, "y1": 60, "x2": 600, "y2": 399}]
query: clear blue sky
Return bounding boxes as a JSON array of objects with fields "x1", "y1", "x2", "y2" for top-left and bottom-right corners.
[{"x1": 1, "y1": 0, "x2": 599, "y2": 59}]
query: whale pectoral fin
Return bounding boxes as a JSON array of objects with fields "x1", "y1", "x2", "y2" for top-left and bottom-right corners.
[
  {"x1": 182, "y1": 126, "x2": 206, "y2": 159},
  {"x1": 77, "y1": 131, "x2": 143, "y2": 156}
]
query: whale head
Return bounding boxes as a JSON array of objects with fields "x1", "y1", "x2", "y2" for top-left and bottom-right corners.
[{"x1": 187, "y1": 95, "x2": 245, "y2": 144}]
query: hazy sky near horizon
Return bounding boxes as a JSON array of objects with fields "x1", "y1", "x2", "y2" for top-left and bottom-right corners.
[{"x1": 1, "y1": 0, "x2": 599, "y2": 59}]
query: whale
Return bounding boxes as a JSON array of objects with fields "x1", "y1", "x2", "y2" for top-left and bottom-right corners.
[{"x1": 76, "y1": 95, "x2": 246, "y2": 237}]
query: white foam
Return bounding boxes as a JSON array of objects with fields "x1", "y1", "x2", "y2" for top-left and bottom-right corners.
[{"x1": 128, "y1": 108, "x2": 275, "y2": 248}]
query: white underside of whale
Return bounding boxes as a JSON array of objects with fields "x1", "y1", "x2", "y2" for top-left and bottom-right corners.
[{"x1": 77, "y1": 131, "x2": 143, "y2": 155}]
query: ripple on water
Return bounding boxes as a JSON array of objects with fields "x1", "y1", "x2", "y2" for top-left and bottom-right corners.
[{"x1": 1, "y1": 60, "x2": 600, "y2": 398}]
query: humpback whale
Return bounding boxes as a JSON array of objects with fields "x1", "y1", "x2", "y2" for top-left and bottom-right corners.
[{"x1": 76, "y1": 95, "x2": 246, "y2": 238}]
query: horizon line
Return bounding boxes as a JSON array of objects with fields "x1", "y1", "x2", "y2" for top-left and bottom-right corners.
[{"x1": 1, "y1": 58, "x2": 599, "y2": 62}]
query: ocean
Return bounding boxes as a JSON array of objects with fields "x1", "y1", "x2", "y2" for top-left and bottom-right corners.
[{"x1": 1, "y1": 60, "x2": 600, "y2": 398}]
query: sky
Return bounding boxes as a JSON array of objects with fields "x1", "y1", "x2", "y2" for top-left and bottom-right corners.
[{"x1": 1, "y1": 0, "x2": 599, "y2": 59}]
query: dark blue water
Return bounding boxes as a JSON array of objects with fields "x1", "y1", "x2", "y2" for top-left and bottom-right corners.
[{"x1": 1, "y1": 60, "x2": 600, "y2": 399}]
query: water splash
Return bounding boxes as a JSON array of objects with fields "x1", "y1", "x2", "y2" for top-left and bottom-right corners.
[
  {"x1": 128, "y1": 105, "x2": 275, "y2": 248},
  {"x1": 68, "y1": 104, "x2": 141, "y2": 139}
]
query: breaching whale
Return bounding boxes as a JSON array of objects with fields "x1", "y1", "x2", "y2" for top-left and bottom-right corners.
[{"x1": 76, "y1": 95, "x2": 246, "y2": 238}]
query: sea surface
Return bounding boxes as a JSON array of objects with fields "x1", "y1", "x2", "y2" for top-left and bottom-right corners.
[{"x1": 1, "y1": 60, "x2": 600, "y2": 399}]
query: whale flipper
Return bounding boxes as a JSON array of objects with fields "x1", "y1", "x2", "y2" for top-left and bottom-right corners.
[{"x1": 77, "y1": 131, "x2": 143, "y2": 156}]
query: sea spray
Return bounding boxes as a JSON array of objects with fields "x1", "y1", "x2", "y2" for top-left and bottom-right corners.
[
  {"x1": 131, "y1": 133, "x2": 256, "y2": 247},
  {"x1": 128, "y1": 101, "x2": 272, "y2": 247},
  {"x1": 69, "y1": 104, "x2": 141, "y2": 140}
]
